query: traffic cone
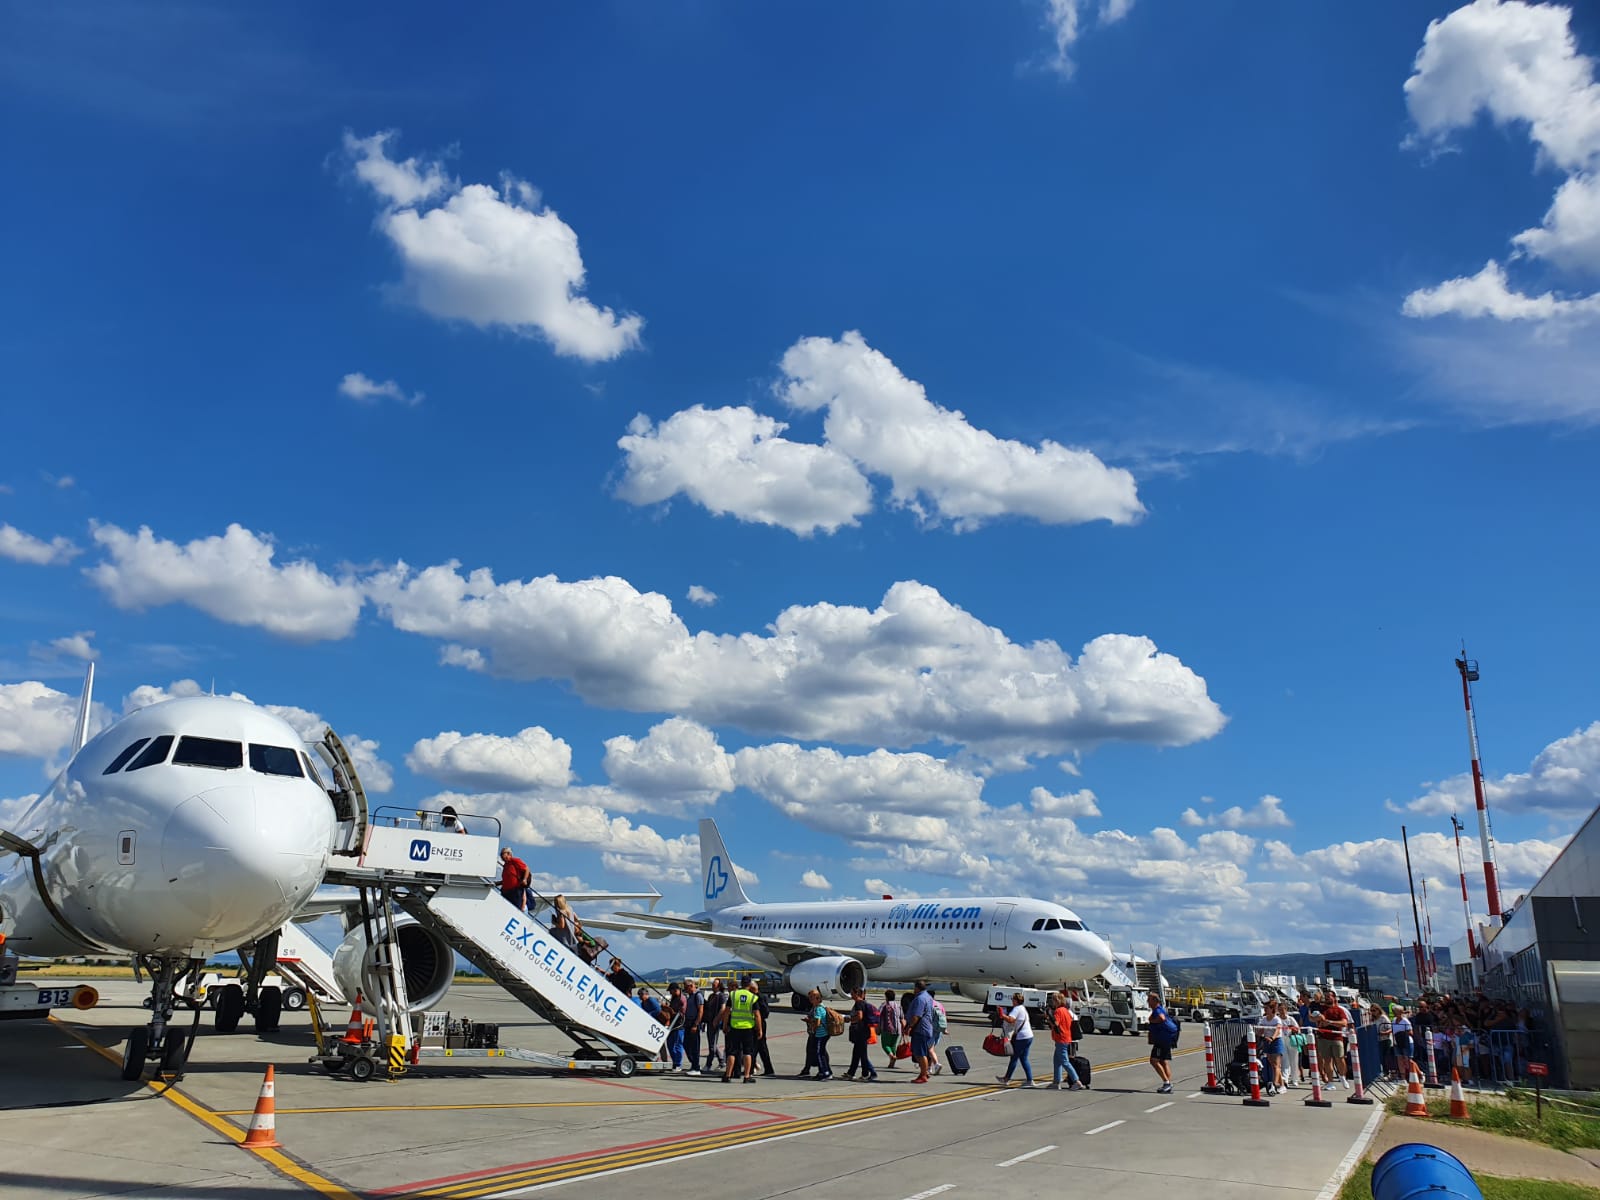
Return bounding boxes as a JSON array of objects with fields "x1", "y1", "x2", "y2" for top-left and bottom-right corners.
[
  {"x1": 240, "y1": 1065, "x2": 282, "y2": 1149},
  {"x1": 1404, "y1": 1066, "x2": 1429, "y2": 1118},
  {"x1": 341, "y1": 992, "x2": 368, "y2": 1044},
  {"x1": 1448, "y1": 1067, "x2": 1470, "y2": 1119}
]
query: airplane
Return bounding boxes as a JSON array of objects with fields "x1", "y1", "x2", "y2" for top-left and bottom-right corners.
[
  {"x1": 586, "y1": 818, "x2": 1115, "y2": 1006},
  {"x1": 0, "y1": 666, "x2": 661, "y2": 1081}
]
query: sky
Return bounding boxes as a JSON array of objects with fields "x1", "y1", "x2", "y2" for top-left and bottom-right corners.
[{"x1": 3, "y1": 0, "x2": 1599, "y2": 970}]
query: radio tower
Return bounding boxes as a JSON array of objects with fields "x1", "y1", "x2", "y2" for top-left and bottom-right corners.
[
  {"x1": 1452, "y1": 814, "x2": 1478, "y2": 959},
  {"x1": 1456, "y1": 650, "x2": 1504, "y2": 925}
]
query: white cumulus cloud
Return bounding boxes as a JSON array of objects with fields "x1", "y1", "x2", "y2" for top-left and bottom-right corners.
[
  {"x1": 407, "y1": 726, "x2": 573, "y2": 792},
  {"x1": 800, "y1": 869, "x2": 831, "y2": 890},
  {"x1": 1041, "y1": 0, "x2": 1137, "y2": 79},
  {"x1": 339, "y1": 372, "x2": 422, "y2": 406},
  {"x1": 1398, "y1": 720, "x2": 1600, "y2": 818},
  {"x1": 1403, "y1": 0, "x2": 1600, "y2": 321},
  {"x1": 1029, "y1": 786, "x2": 1102, "y2": 818},
  {"x1": 344, "y1": 130, "x2": 642, "y2": 361},
  {"x1": 601, "y1": 718, "x2": 735, "y2": 812},
  {"x1": 0, "y1": 681, "x2": 81, "y2": 761},
  {"x1": 85, "y1": 522, "x2": 365, "y2": 642},
  {"x1": 0, "y1": 522, "x2": 79, "y2": 566},
  {"x1": 616, "y1": 406, "x2": 872, "y2": 537},
  {"x1": 1179, "y1": 794, "x2": 1291, "y2": 830},
  {"x1": 685, "y1": 584, "x2": 718, "y2": 607},
  {"x1": 48, "y1": 631, "x2": 96, "y2": 661},
  {"x1": 366, "y1": 563, "x2": 1225, "y2": 759}
]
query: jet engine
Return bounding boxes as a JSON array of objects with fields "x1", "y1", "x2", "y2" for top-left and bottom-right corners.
[
  {"x1": 331, "y1": 918, "x2": 454, "y2": 1015},
  {"x1": 785, "y1": 956, "x2": 866, "y2": 1000}
]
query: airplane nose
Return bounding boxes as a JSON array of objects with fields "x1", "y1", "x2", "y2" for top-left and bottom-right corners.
[{"x1": 1084, "y1": 933, "x2": 1114, "y2": 976}]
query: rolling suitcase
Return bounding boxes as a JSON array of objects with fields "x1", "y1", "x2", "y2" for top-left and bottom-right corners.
[
  {"x1": 944, "y1": 1045, "x2": 971, "y2": 1075},
  {"x1": 1070, "y1": 1054, "x2": 1092, "y2": 1087}
]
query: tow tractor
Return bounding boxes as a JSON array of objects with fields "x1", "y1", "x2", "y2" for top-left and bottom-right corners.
[{"x1": 0, "y1": 944, "x2": 99, "y2": 1019}]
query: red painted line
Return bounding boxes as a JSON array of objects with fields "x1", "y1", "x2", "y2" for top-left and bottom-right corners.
[{"x1": 371, "y1": 1115, "x2": 788, "y2": 1195}]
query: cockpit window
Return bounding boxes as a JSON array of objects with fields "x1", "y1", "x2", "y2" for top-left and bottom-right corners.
[
  {"x1": 300, "y1": 752, "x2": 325, "y2": 788},
  {"x1": 1060, "y1": 919, "x2": 1083, "y2": 930},
  {"x1": 126, "y1": 735, "x2": 174, "y2": 771},
  {"x1": 172, "y1": 736, "x2": 243, "y2": 770},
  {"x1": 249, "y1": 744, "x2": 304, "y2": 778},
  {"x1": 102, "y1": 738, "x2": 151, "y2": 775},
  {"x1": 1044, "y1": 918, "x2": 1061, "y2": 930},
  {"x1": 1031, "y1": 918, "x2": 1046, "y2": 931}
]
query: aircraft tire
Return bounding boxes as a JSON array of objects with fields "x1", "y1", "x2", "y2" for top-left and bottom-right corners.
[
  {"x1": 121, "y1": 1028, "x2": 149, "y2": 1081},
  {"x1": 215, "y1": 984, "x2": 245, "y2": 1033},
  {"x1": 256, "y1": 987, "x2": 282, "y2": 1034},
  {"x1": 160, "y1": 1033, "x2": 189, "y2": 1077}
]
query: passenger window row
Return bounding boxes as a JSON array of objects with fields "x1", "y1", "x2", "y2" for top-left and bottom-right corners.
[{"x1": 102, "y1": 736, "x2": 305, "y2": 778}]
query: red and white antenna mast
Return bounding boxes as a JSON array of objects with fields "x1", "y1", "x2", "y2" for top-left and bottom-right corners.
[
  {"x1": 1452, "y1": 814, "x2": 1478, "y2": 959},
  {"x1": 1456, "y1": 649, "x2": 1504, "y2": 925}
]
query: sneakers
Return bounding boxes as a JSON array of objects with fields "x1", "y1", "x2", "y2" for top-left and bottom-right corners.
[
  {"x1": 1157, "y1": 1082, "x2": 1173, "y2": 1094},
  {"x1": 996, "y1": 1075, "x2": 1011, "y2": 1084},
  {"x1": 1020, "y1": 1081, "x2": 1037, "y2": 1088},
  {"x1": 867, "y1": 1073, "x2": 880, "y2": 1081},
  {"x1": 817, "y1": 1072, "x2": 834, "y2": 1080},
  {"x1": 1045, "y1": 1082, "x2": 1062, "y2": 1090},
  {"x1": 686, "y1": 1069, "x2": 701, "y2": 1076},
  {"x1": 932, "y1": 1063, "x2": 943, "y2": 1075},
  {"x1": 1068, "y1": 1082, "x2": 1084, "y2": 1091}
]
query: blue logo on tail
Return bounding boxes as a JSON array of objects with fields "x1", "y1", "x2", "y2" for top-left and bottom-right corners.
[
  {"x1": 704, "y1": 854, "x2": 730, "y2": 900},
  {"x1": 409, "y1": 839, "x2": 431, "y2": 862}
]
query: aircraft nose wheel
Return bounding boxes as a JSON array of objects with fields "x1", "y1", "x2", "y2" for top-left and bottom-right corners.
[
  {"x1": 121, "y1": 1028, "x2": 149, "y2": 1081},
  {"x1": 159, "y1": 1033, "x2": 190, "y2": 1078}
]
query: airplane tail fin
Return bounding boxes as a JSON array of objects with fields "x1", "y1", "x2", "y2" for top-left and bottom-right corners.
[
  {"x1": 698, "y1": 818, "x2": 750, "y2": 912},
  {"x1": 69, "y1": 662, "x2": 95, "y2": 757}
]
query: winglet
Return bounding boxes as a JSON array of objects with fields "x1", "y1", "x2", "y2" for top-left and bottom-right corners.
[
  {"x1": 69, "y1": 662, "x2": 95, "y2": 758},
  {"x1": 698, "y1": 818, "x2": 750, "y2": 912}
]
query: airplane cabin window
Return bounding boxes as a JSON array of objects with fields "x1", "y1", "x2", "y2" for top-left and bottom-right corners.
[
  {"x1": 103, "y1": 738, "x2": 151, "y2": 774},
  {"x1": 250, "y1": 744, "x2": 304, "y2": 778},
  {"x1": 172, "y1": 736, "x2": 244, "y2": 770},
  {"x1": 126, "y1": 735, "x2": 174, "y2": 771}
]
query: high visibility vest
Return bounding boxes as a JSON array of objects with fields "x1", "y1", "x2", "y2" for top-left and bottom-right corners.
[{"x1": 729, "y1": 989, "x2": 757, "y2": 1029}]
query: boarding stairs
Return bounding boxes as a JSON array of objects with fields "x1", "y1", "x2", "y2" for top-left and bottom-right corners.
[
  {"x1": 274, "y1": 919, "x2": 342, "y2": 1004},
  {"x1": 394, "y1": 883, "x2": 666, "y2": 1060}
]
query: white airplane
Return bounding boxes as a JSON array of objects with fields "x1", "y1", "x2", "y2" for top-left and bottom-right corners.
[
  {"x1": 588, "y1": 819, "x2": 1115, "y2": 1004},
  {"x1": 0, "y1": 668, "x2": 626, "y2": 1080}
]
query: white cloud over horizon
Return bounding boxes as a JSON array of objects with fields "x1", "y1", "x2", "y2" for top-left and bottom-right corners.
[
  {"x1": 618, "y1": 332, "x2": 1144, "y2": 536},
  {"x1": 344, "y1": 130, "x2": 642, "y2": 361},
  {"x1": 0, "y1": 522, "x2": 80, "y2": 566}
]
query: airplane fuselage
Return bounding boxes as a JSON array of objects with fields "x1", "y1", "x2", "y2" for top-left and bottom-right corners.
[
  {"x1": 0, "y1": 697, "x2": 336, "y2": 960},
  {"x1": 700, "y1": 896, "x2": 1112, "y2": 988}
]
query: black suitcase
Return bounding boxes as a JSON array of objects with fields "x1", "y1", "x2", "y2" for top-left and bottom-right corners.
[
  {"x1": 944, "y1": 1045, "x2": 971, "y2": 1075},
  {"x1": 1071, "y1": 1054, "x2": 1092, "y2": 1087}
]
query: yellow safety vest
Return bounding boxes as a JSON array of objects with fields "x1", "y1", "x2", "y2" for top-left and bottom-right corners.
[{"x1": 729, "y1": 989, "x2": 757, "y2": 1029}]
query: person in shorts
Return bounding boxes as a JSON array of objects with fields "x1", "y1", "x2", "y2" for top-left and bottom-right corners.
[
  {"x1": 721, "y1": 975, "x2": 761, "y2": 1084},
  {"x1": 902, "y1": 980, "x2": 935, "y2": 1084},
  {"x1": 1147, "y1": 992, "x2": 1175, "y2": 1093}
]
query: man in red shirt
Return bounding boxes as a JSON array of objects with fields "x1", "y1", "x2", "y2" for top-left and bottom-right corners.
[
  {"x1": 499, "y1": 847, "x2": 531, "y2": 911},
  {"x1": 1318, "y1": 989, "x2": 1350, "y2": 1089},
  {"x1": 1048, "y1": 992, "x2": 1084, "y2": 1090}
]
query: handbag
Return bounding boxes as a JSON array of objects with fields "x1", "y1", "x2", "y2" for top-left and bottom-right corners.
[
  {"x1": 982, "y1": 1033, "x2": 1009, "y2": 1057},
  {"x1": 895, "y1": 1039, "x2": 913, "y2": 1060}
]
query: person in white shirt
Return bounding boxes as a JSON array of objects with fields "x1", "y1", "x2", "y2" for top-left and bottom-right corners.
[
  {"x1": 1279, "y1": 1007, "x2": 1303, "y2": 1087},
  {"x1": 995, "y1": 993, "x2": 1036, "y2": 1087},
  {"x1": 1257, "y1": 1000, "x2": 1284, "y2": 1095}
]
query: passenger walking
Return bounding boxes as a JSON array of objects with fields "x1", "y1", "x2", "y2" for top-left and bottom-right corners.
[
  {"x1": 682, "y1": 979, "x2": 703, "y2": 1075},
  {"x1": 721, "y1": 975, "x2": 760, "y2": 1084},
  {"x1": 605, "y1": 955, "x2": 634, "y2": 996},
  {"x1": 702, "y1": 979, "x2": 726, "y2": 1071},
  {"x1": 751, "y1": 977, "x2": 776, "y2": 1076},
  {"x1": 498, "y1": 848, "x2": 532, "y2": 911},
  {"x1": 666, "y1": 982, "x2": 687, "y2": 1069},
  {"x1": 1047, "y1": 992, "x2": 1082, "y2": 1090},
  {"x1": 1147, "y1": 992, "x2": 1176, "y2": 1094},
  {"x1": 844, "y1": 988, "x2": 880, "y2": 1080},
  {"x1": 879, "y1": 990, "x2": 903, "y2": 1069},
  {"x1": 996, "y1": 992, "x2": 1036, "y2": 1086},
  {"x1": 903, "y1": 980, "x2": 936, "y2": 1084},
  {"x1": 805, "y1": 989, "x2": 834, "y2": 1079},
  {"x1": 927, "y1": 986, "x2": 948, "y2": 1075}
]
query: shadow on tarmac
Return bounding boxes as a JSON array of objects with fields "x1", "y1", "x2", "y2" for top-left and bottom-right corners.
[{"x1": 0, "y1": 1174, "x2": 321, "y2": 1199}]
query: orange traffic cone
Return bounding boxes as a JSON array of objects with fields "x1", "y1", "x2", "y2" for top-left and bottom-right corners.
[
  {"x1": 1448, "y1": 1067, "x2": 1470, "y2": 1119},
  {"x1": 240, "y1": 1065, "x2": 282, "y2": 1149},
  {"x1": 1404, "y1": 1066, "x2": 1430, "y2": 1118},
  {"x1": 341, "y1": 992, "x2": 369, "y2": 1044}
]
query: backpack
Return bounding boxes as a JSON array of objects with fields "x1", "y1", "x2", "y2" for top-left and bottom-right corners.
[
  {"x1": 865, "y1": 1002, "x2": 880, "y2": 1028},
  {"x1": 1152, "y1": 1014, "x2": 1180, "y2": 1047},
  {"x1": 825, "y1": 1009, "x2": 845, "y2": 1037},
  {"x1": 934, "y1": 1001, "x2": 948, "y2": 1033}
]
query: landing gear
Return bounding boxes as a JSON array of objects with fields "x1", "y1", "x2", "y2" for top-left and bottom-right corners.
[
  {"x1": 121, "y1": 1028, "x2": 149, "y2": 1081},
  {"x1": 128, "y1": 955, "x2": 204, "y2": 1082},
  {"x1": 215, "y1": 984, "x2": 246, "y2": 1033},
  {"x1": 256, "y1": 986, "x2": 283, "y2": 1034}
]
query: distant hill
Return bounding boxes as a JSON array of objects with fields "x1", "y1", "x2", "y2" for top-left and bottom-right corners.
[{"x1": 1164, "y1": 947, "x2": 1451, "y2": 998}]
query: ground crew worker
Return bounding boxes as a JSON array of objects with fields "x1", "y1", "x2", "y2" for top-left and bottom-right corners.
[{"x1": 722, "y1": 974, "x2": 761, "y2": 1084}]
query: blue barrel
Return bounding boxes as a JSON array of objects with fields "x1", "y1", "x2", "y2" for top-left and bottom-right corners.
[{"x1": 1370, "y1": 1143, "x2": 1482, "y2": 1200}]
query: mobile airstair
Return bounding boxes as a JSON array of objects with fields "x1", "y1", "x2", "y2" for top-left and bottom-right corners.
[{"x1": 317, "y1": 809, "x2": 668, "y2": 1081}]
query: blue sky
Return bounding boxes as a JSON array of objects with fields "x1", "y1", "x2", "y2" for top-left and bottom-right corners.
[{"x1": 4, "y1": 0, "x2": 1599, "y2": 967}]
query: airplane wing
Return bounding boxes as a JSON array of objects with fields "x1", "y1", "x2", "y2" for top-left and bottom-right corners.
[{"x1": 583, "y1": 913, "x2": 887, "y2": 969}]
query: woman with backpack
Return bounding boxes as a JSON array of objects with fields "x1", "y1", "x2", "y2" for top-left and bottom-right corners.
[
  {"x1": 804, "y1": 988, "x2": 834, "y2": 1079},
  {"x1": 879, "y1": 989, "x2": 903, "y2": 1068}
]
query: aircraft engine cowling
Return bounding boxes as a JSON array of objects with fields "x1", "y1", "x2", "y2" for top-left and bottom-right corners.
[
  {"x1": 785, "y1": 956, "x2": 866, "y2": 1000},
  {"x1": 331, "y1": 919, "x2": 454, "y2": 1015}
]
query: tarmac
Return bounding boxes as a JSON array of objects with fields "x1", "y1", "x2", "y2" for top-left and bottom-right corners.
[{"x1": 1, "y1": 979, "x2": 1386, "y2": 1199}]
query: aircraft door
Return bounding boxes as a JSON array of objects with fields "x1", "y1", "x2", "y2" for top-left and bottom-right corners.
[{"x1": 988, "y1": 902, "x2": 1015, "y2": 951}]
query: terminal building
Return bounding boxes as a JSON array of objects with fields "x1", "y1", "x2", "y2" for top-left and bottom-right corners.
[{"x1": 1469, "y1": 802, "x2": 1600, "y2": 1088}]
